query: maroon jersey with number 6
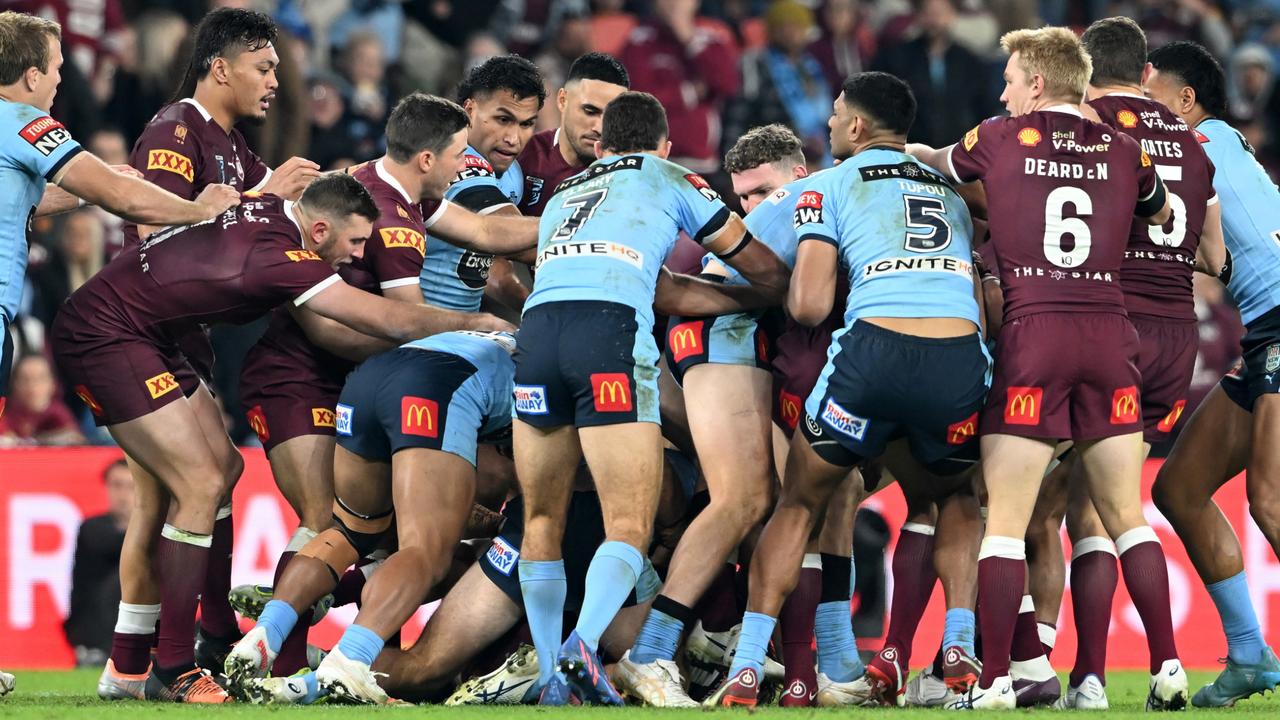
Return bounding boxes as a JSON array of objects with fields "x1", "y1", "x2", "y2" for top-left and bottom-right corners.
[
  {"x1": 947, "y1": 107, "x2": 1165, "y2": 321},
  {"x1": 1088, "y1": 94, "x2": 1217, "y2": 322}
]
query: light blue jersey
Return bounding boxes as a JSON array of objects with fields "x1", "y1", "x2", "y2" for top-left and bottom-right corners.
[
  {"x1": 526, "y1": 154, "x2": 731, "y2": 329},
  {"x1": 708, "y1": 173, "x2": 827, "y2": 282},
  {"x1": 792, "y1": 147, "x2": 978, "y2": 333},
  {"x1": 419, "y1": 145, "x2": 524, "y2": 311},
  {"x1": 401, "y1": 330, "x2": 516, "y2": 440},
  {"x1": 1197, "y1": 119, "x2": 1280, "y2": 326},
  {"x1": 0, "y1": 102, "x2": 82, "y2": 322}
]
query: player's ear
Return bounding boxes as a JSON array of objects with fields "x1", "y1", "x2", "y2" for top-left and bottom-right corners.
[
  {"x1": 210, "y1": 56, "x2": 230, "y2": 85},
  {"x1": 24, "y1": 65, "x2": 40, "y2": 92},
  {"x1": 1181, "y1": 86, "x2": 1198, "y2": 115},
  {"x1": 557, "y1": 87, "x2": 568, "y2": 114},
  {"x1": 593, "y1": 139, "x2": 604, "y2": 159},
  {"x1": 657, "y1": 140, "x2": 672, "y2": 160},
  {"x1": 417, "y1": 149, "x2": 433, "y2": 174},
  {"x1": 1141, "y1": 62, "x2": 1154, "y2": 85},
  {"x1": 309, "y1": 217, "x2": 331, "y2": 245}
]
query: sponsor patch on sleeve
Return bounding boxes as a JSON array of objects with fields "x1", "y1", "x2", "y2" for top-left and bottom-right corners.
[
  {"x1": 513, "y1": 384, "x2": 549, "y2": 415},
  {"x1": 379, "y1": 226, "x2": 426, "y2": 256},
  {"x1": 962, "y1": 125, "x2": 980, "y2": 151},
  {"x1": 285, "y1": 249, "x2": 323, "y2": 262},
  {"x1": 458, "y1": 153, "x2": 496, "y2": 180},
  {"x1": 1140, "y1": 150, "x2": 1153, "y2": 168},
  {"x1": 486, "y1": 536, "x2": 519, "y2": 575},
  {"x1": 20, "y1": 116, "x2": 73, "y2": 156},
  {"x1": 146, "y1": 149, "x2": 195, "y2": 182},
  {"x1": 684, "y1": 173, "x2": 720, "y2": 201},
  {"x1": 793, "y1": 191, "x2": 825, "y2": 228}
]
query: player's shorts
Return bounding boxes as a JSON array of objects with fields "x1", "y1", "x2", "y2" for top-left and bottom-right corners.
[
  {"x1": 240, "y1": 346, "x2": 345, "y2": 454},
  {"x1": 1, "y1": 316, "x2": 12, "y2": 417},
  {"x1": 335, "y1": 347, "x2": 495, "y2": 466},
  {"x1": 513, "y1": 301, "x2": 660, "y2": 427},
  {"x1": 772, "y1": 313, "x2": 840, "y2": 436},
  {"x1": 480, "y1": 491, "x2": 661, "y2": 612},
  {"x1": 50, "y1": 315, "x2": 201, "y2": 426},
  {"x1": 981, "y1": 311, "x2": 1142, "y2": 441},
  {"x1": 1222, "y1": 303, "x2": 1280, "y2": 412},
  {"x1": 172, "y1": 326, "x2": 215, "y2": 388},
  {"x1": 664, "y1": 311, "x2": 773, "y2": 382},
  {"x1": 801, "y1": 321, "x2": 989, "y2": 472},
  {"x1": 1130, "y1": 314, "x2": 1197, "y2": 443}
]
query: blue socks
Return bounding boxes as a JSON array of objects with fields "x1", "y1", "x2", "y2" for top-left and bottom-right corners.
[
  {"x1": 520, "y1": 559, "x2": 567, "y2": 685},
  {"x1": 728, "y1": 611, "x2": 776, "y2": 678},
  {"x1": 575, "y1": 541, "x2": 645, "y2": 652},
  {"x1": 258, "y1": 599, "x2": 300, "y2": 653},
  {"x1": 815, "y1": 601, "x2": 863, "y2": 682},
  {"x1": 1206, "y1": 571, "x2": 1266, "y2": 664},
  {"x1": 337, "y1": 623, "x2": 384, "y2": 666},
  {"x1": 943, "y1": 608, "x2": 977, "y2": 655},
  {"x1": 630, "y1": 595, "x2": 693, "y2": 664}
]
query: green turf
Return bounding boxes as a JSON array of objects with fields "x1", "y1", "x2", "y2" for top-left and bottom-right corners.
[{"x1": 3, "y1": 669, "x2": 1279, "y2": 716}]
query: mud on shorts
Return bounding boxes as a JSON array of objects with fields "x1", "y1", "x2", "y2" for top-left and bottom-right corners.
[
  {"x1": 800, "y1": 321, "x2": 989, "y2": 475},
  {"x1": 513, "y1": 301, "x2": 660, "y2": 427},
  {"x1": 1222, "y1": 303, "x2": 1280, "y2": 412},
  {"x1": 335, "y1": 347, "x2": 495, "y2": 466}
]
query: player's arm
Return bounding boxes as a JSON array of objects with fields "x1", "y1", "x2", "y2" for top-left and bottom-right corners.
[
  {"x1": 1134, "y1": 145, "x2": 1171, "y2": 226},
  {"x1": 788, "y1": 238, "x2": 837, "y2": 326},
  {"x1": 1194, "y1": 198, "x2": 1226, "y2": 276},
  {"x1": 477, "y1": 205, "x2": 531, "y2": 311},
  {"x1": 905, "y1": 143, "x2": 957, "y2": 175},
  {"x1": 55, "y1": 153, "x2": 239, "y2": 225},
  {"x1": 37, "y1": 165, "x2": 143, "y2": 216},
  {"x1": 289, "y1": 305, "x2": 395, "y2": 362},
  {"x1": 653, "y1": 267, "x2": 779, "y2": 317},
  {"x1": 425, "y1": 200, "x2": 540, "y2": 255},
  {"x1": 700, "y1": 214, "x2": 790, "y2": 302},
  {"x1": 301, "y1": 279, "x2": 514, "y2": 342}
]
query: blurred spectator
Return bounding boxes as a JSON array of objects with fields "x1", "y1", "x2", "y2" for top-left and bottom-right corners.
[
  {"x1": 63, "y1": 458, "x2": 133, "y2": 667},
  {"x1": 105, "y1": 10, "x2": 190, "y2": 144},
  {"x1": 620, "y1": 0, "x2": 741, "y2": 172},
  {"x1": 1188, "y1": 273, "x2": 1245, "y2": 413},
  {"x1": 534, "y1": 10, "x2": 595, "y2": 129},
  {"x1": 410, "y1": 0, "x2": 523, "y2": 48},
  {"x1": 85, "y1": 128, "x2": 130, "y2": 258},
  {"x1": 307, "y1": 73, "x2": 361, "y2": 169},
  {"x1": 330, "y1": 0, "x2": 407, "y2": 63},
  {"x1": 29, "y1": 210, "x2": 105, "y2": 330},
  {"x1": 1229, "y1": 44, "x2": 1279, "y2": 124},
  {"x1": 1111, "y1": 0, "x2": 1234, "y2": 59},
  {"x1": 15, "y1": 0, "x2": 127, "y2": 103},
  {"x1": 507, "y1": 0, "x2": 591, "y2": 57},
  {"x1": 808, "y1": 0, "x2": 878, "y2": 96},
  {"x1": 0, "y1": 355, "x2": 84, "y2": 446},
  {"x1": 464, "y1": 32, "x2": 509, "y2": 75},
  {"x1": 344, "y1": 32, "x2": 391, "y2": 125},
  {"x1": 723, "y1": 1, "x2": 834, "y2": 164},
  {"x1": 872, "y1": 0, "x2": 996, "y2": 148}
]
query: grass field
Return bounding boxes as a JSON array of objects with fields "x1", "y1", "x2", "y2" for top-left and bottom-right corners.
[{"x1": 3, "y1": 669, "x2": 1280, "y2": 717}]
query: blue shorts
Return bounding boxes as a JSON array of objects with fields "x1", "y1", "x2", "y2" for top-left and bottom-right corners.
[
  {"x1": 335, "y1": 347, "x2": 491, "y2": 466},
  {"x1": 803, "y1": 321, "x2": 990, "y2": 473},
  {"x1": 1222, "y1": 303, "x2": 1280, "y2": 412},
  {"x1": 665, "y1": 308, "x2": 774, "y2": 384},
  {"x1": 513, "y1": 301, "x2": 660, "y2": 427}
]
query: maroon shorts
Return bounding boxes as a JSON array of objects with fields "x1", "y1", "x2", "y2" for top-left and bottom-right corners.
[
  {"x1": 239, "y1": 342, "x2": 344, "y2": 454},
  {"x1": 173, "y1": 327, "x2": 215, "y2": 388},
  {"x1": 50, "y1": 322, "x2": 201, "y2": 426},
  {"x1": 981, "y1": 312, "x2": 1142, "y2": 441},
  {"x1": 771, "y1": 315, "x2": 838, "y2": 437},
  {"x1": 1131, "y1": 315, "x2": 1197, "y2": 443}
]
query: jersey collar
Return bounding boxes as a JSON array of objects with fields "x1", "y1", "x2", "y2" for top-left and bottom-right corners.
[
  {"x1": 1043, "y1": 103, "x2": 1084, "y2": 117},
  {"x1": 1100, "y1": 91, "x2": 1146, "y2": 100},
  {"x1": 283, "y1": 200, "x2": 306, "y2": 243},
  {"x1": 375, "y1": 158, "x2": 415, "y2": 205},
  {"x1": 180, "y1": 97, "x2": 214, "y2": 122}
]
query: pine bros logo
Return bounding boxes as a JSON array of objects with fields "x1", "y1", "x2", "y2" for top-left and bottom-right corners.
[
  {"x1": 19, "y1": 116, "x2": 73, "y2": 157},
  {"x1": 821, "y1": 398, "x2": 868, "y2": 440},
  {"x1": 146, "y1": 149, "x2": 195, "y2": 182},
  {"x1": 513, "y1": 385, "x2": 549, "y2": 415},
  {"x1": 1110, "y1": 386, "x2": 1139, "y2": 425},
  {"x1": 591, "y1": 373, "x2": 632, "y2": 413},
  {"x1": 793, "y1": 191, "x2": 824, "y2": 228},
  {"x1": 400, "y1": 396, "x2": 439, "y2": 438},
  {"x1": 667, "y1": 321, "x2": 705, "y2": 363},
  {"x1": 380, "y1": 227, "x2": 425, "y2": 256}
]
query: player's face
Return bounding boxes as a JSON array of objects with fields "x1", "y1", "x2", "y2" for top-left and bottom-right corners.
[
  {"x1": 465, "y1": 90, "x2": 540, "y2": 173},
  {"x1": 828, "y1": 93, "x2": 855, "y2": 160},
  {"x1": 227, "y1": 44, "x2": 280, "y2": 123},
  {"x1": 731, "y1": 163, "x2": 796, "y2": 213},
  {"x1": 31, "y1": 36, "x2": 63, "y2": 112},
  {"x1": 1000, "y1": 52, "x2": 1037, "y2": 117},
  {"x1": 423, "y1": 128, "x2": 470, "y2": 201},
  {"x1": 560, "y1": 79, "x2": 627, "y2": 165},
  {"x1": 313, "y1": 214, "x2": 374, "y2": 267},
  {"x1": 1143, "y1": 69, "x2": 1190, "y2": 121}
]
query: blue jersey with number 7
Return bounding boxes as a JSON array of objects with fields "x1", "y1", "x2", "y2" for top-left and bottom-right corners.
[
  {"x1": 792, "y1": 147, "x2": 978, "y2": 332},
  {"x1": 524, "y1": 153, "x2": 731, "y2": 329}
]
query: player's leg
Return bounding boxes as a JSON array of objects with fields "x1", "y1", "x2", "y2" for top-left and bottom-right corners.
[
  {"x1": 1058, "y1": 472, "x2": 1116, "y2": 709},
  {"x1": 934, "y1": 482, "x2": 982, "y2": 693},
  {"x1": 814, "y1": 470, "x2": 868, "y2": 705},
  {"x1": 1024, "y1": 451, "x2": 1070, "y2": 654}
]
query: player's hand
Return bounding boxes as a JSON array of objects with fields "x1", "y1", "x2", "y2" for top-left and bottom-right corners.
[
  {"x1": 262, "y1": 156, "x2": 322, "y2": 200},
  {"x1": 109, "y1": 164, "x2": 143, "y2": 179},
  {"x1": 468, "y1": 313, "x2": 517, "y2": 333},
  {"x1": 194, "y1": 183, "x2": 241, "y2": 217}
]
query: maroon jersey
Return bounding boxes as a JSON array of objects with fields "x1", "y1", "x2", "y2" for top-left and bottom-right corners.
[
  {"x1": 246, "y1": 159, "x2": 433, "y2": 390},
  {"x1": 517, "y1": 128, "x2": 583, "y2": 217},
  {"x1": 1088, "y1": 94, "x2": 1217, "y2": 321},
  {"x1": 58, "y1": 194, "x2": 337, "y2": 350},
  {"x1": 947, "y1": 107, "x2": 1164, "y2": 321},
  {"x1": 122, "y1": 99, "x2": 271, "y2": 245}
]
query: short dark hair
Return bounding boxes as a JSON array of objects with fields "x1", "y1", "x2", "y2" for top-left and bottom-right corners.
[
  {"x1": 173, "y1": 8, "x2": 277, "y2": 101},
  {"x1": 1081, "y1": 17, "x2": 1146, "y2": 87},
  {"x1": 1148, "y1": 41, "x2": 1227, "y2": 119},
  {"x1": 457, "y1": 54, "x2": 546, "y2": 108},
  {"x1": 600, "y1": 91, "x2": 668, "y2": 153},
  {"x1": 566, "y1": 52, "x2": 630, "y2": 88},
  {"x1": 841, "y1": 72, "x2": 916, "y2": 135},
  {"x1": 299, "y1": 172, "x2": 380, "y2": 224},
  {"x1": 724, "y1": 124, "x2": 805, "y2": 174},
  {"x1": 385, "y1": 92, "x2": 470, "y2": 163},
  {"x1": 0, "y1": 11, "x2": 62, "y2": 85}
]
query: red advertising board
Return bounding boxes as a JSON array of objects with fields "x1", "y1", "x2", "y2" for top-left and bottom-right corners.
[{"x1": 1, "y1": 448, "x2": 1277, "y2": 669}]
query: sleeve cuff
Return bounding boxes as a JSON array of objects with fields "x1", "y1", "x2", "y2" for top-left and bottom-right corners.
[
  {"x1": 423, "y1": 198, "x2": 450, "y2": 228},
  {"x1": 250, "y1": 167, "x2": 272, "y2": 193},
  {"x1": 798, "y1": 232, "x2": 838, "y2": 247},
  {"x1": 1207, "y1": 194, "x2": 1219, "y2": 206},
  {"x1": 47, "y1": 146, "x2": 85, "y2": 183},
  {"x1": 293, "y1": 273, "x2": 342, "y2": 306},
  {"x1": 379, "y1": 277, "x2": 420, "y2": 290}
]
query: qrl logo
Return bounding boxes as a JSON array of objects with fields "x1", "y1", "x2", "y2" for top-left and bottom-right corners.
[
  {"x1": 1110, "y1": 386, "x2": 1139, "y2": 425},
  {"x1": 145, "y1": 372, "x2": 179, "y2": 400},
  {"x1": 1004, "y1": 386, "x2": 1042, "y2": 425},
  {"x1": 591, "y1": 373, "x2": 633, "y2": 413},
  {"x1": 400, "y1": 396, "x2": 439, "y2": 438},
  {"x1": 668, "y1": 321, "x2": 704, "y2": 363},
  {"x1": 947, "y1": 412, "x2": 979, "y2": 445},
  {"x1": 793, "y1": 191, "x2": 825, "y2": 227},
  {"x1": 1157, "y1": 399, "x2": 1186, "y2": 433},
  {"x1": 246, "y1": 405, "x2": 270, "y2": 443}
]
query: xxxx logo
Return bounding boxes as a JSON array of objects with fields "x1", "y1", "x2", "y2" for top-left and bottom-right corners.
[
  {"x1": 147, "y1": 149, "x2": 194, "y2": 182},
  {"x1": 380, "y1": 226, "x2": 425, "y2": 256},
  {"x1": 312, "y1": 407, "x2": 336, "y2": 428},
  {"x1": 145, "y1": 372, "x2": 179, "y2": 400}
]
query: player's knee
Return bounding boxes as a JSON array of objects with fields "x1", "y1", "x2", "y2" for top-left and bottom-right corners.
[
  {"x1": 708, "y1": 488, "x2": 772, "y2": 530},
  {"x1": 1246, "y1": 485, "x2": 1280, "y2": 537},
  {"x1": 222, "y1": 450, "x2": 245, "y2": 486},
  {"x1": 1151, "y1": 470, "x2": 1189, "y2": 519},
  {"x1": 604, "y1": 517, "x2": 653, "y2": 549}
]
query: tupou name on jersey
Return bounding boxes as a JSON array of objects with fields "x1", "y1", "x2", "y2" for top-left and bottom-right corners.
[
  {"x1": 1024, "y1": 159, "x2": 1108, "y2": 180},
  {"x1": 535, "y1": 240, "x2": 644, "y2": 269},
  {"x1": 863, "y1": 256, "x2": 973, "y2": 279}
]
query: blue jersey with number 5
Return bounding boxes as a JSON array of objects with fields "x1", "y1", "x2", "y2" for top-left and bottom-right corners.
[
  {"x1": 525, "y1": 153, "x2": 731, "y2": 328},
  {"x1": 793, "y1": 147, "x2": 978, "y2": 332}
]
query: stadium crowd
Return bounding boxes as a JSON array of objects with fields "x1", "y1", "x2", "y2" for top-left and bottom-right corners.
[{"x1": 2, "y1": 0, "x2": 1280, "y2": 712}]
